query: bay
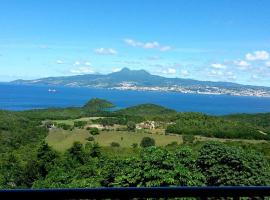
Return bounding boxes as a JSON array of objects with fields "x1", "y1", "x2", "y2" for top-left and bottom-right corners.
[{"x1": 1, "y1": 83, "x2": 270, "y2": 115}]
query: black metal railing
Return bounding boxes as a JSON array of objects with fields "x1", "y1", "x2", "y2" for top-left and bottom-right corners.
[{"x1": 1, "y1": 186, "x2": 270, "y2": 199}]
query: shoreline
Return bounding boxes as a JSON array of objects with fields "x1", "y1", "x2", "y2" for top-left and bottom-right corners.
[{"x1": 3, "y1": 83, "x2": 270, "y2": 98}]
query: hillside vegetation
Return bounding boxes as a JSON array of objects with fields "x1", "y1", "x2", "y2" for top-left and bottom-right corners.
[
  {"x1": 116, "y1": 103, "x2": 177, "y2": 120},
  {"x1": 224, "y1": 113, "x2": 270, "y2": 132},
  {"x1": 166, "y1": 112, "x2": 270, "y2": 140},
  {"x1": 0, "y1": 98, "x2": 270, "y2": 189}
]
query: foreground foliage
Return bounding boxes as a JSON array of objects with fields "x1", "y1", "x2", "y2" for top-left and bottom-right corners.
[{"x1": 1, "y1": 141, "x2": 269, "y2": 189}]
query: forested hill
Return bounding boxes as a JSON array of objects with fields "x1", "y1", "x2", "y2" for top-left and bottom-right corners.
[{"x1": 116, "y1": 103, "x2": 177, "y2": 119}]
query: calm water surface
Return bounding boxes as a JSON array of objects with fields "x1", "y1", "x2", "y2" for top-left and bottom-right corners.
[{"x1": 1, "y1": 84, "x2": 270, "y2": 115}]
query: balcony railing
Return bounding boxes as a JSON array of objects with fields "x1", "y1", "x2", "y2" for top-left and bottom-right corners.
[{"x1": 1, "y1": 186, "x2": 270, "y2": 199}]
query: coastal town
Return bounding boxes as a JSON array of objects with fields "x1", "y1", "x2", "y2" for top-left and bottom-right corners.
[{"x1": 112, "y1": 82, "x2": 270, "y2": 97}]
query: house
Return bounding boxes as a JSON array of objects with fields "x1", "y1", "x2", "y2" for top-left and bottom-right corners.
[{"x1": 136, "y1": 121, "x2": 156, "y2": 130}]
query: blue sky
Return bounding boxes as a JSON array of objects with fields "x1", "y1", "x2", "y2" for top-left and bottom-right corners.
[{"x1": 0, "y1": 0, "x2": 270, "y2": 86}]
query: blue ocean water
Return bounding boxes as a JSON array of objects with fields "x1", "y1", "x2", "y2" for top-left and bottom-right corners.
[{"x1": 0, "y1": 83, "x2": 270, "y2": 115}]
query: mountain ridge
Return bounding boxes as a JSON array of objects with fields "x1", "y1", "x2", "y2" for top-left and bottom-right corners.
[{"x1": 10, "y1": 68, "x2": 270, "y2": 97}]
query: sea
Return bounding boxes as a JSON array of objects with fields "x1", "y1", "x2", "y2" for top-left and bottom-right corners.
[{"x1": 0, "y1": 83, "x2": 270, "y2": 115}]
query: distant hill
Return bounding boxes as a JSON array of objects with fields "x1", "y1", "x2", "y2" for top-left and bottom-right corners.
[
  {"x1": 224, "y1": 113, "x2": 270, "y2": 132},
  {"x1": 10, "y1": 68, "x2": 270, "y2": 97},
  {"x1": 10, "y1": 67, "x2": 243, "y2": 87},
  {"x1": 116, "y1": 103, "x2": 177, "y2": 119}
]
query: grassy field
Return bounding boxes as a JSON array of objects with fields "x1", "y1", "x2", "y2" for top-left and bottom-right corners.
[
  {"x1": 46, "y1": 128, "x2": 183, "y2": 152},
  {"x1": 52, "y1": 117, "x2": 103, "y2": 126},
  {"x1": 46, "y1": 116, "x2": 269, "y2": 152}
]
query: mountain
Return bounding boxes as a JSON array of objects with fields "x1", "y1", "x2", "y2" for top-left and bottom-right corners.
[
  {"x1": 9, "y1": 67, "x2": 241, "y2": 87},
  {"x1": 10, "y1": 68, "x2": 270, "y2": 97}
]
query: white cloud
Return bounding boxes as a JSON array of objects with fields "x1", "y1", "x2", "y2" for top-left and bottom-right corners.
[
  {"x1": 233, "y1": 60, "x2": 250, "y2": 70},
  {"x1": 74, "y1": 61, "x2": 81, "y2": 66},
  {"x1": 208, "y1": 70, "x2": 224, "y2": 77},
  {"x1": 173, "y1": 63, "x2": 181, "y2": 68},
  {"x1": 112, "y1": 68, "x2": 122, "y2": 72},
  {"x1": 124, "y1": 39, "x2": 143, "y2": 47},
  {"x1": 250, "y1": 74, "x2": 259, "y2": 81},
  {"x1": 56, "y1": 60, "x2": 64, "y2": 64},
  {"x1": 144, "y1": 41, "x2": 159, "y2": 49},
  {"x1": 85, "y1": 62, "x2": 91, "y2": 66},
  {"x1": 211, "y1": 63, "x2": 227, "y2": 69},
  {"x1": 94, "y1": 48, "x2": 118, "y2": 55},
  {"x1": 225, "y1": 71, "x2": 237, "y2": 81},
  {"x1": 161, "y1": 68, "x2": 177, "y2": 75},
  {"x1": 124, "y1": 38, "x2": 172, "y2": 52},
  {"x1": 180, "y1": 70, "x2": 189, "y2": 77},
  {"x1": 160, "y1": 46, "x2": 172, "y2": 52},
  {"x1": 234, "y1": 60, "x2": 250, "y2": 67},
  {"x1": 245, "y1": 50, "x2": 269, "y2": 61},
  {"x1": 146, "y1": 56, "x2": 161, "y2": 60},
  {"x1": 208, "y1": 69, "x2": 237, "y2": 81},
  {"x1": 265, "y1": 61, "x2": 270, "y2": 67},
  {"x1": 70, "y1": 67, "x2": 95, "y2": 75}
]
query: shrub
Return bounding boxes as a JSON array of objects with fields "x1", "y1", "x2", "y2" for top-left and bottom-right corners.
[
  {"x1": 166, "y1": 141, "x2": 178, "y2": 147},
  {"x1": 57, "y1": 123, "x2": 72, "y2": 130},
  {"x1": 44, "y1": 120, "x2": 54, "y2": 129},
  {"x1": 89, "y1": 127, "x2": 99, "y2": 135},
  {"x1": 127, "y1": 121, "x2": 136, "y2": 132},
  {"x1": 132, "y1": 143, "x2": 138, "y2": 148},
  {"x1": 182, "y1": 135, "x2": 195, "y2": 144},
  {"x1": 110, "y1": 142, "x2": 120, "y2": 147},
  {"x1": 74, "y1": 121, "x2": 87, "y2": 129},
  {"x1": 86, "y1": 136, "x2": 95, "y2": 141},
  {"x1": 140, "y1": 137, "x2": 155, "y2": 148}
]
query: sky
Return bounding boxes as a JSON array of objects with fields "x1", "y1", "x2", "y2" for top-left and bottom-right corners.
[{"x1": 0, "y1": 0, "x2": 270, "y2": 86}]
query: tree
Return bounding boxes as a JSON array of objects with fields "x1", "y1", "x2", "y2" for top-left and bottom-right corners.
[
  {"x1": 67, "y1": 142, "x2": 86, "y2": 164},
  {"x1": 22, "y1": 142, "x2": 58, "y2": 187},
  {"x1": 88, "y1": 142, "x2": 101, "y2": 158},
  {"x1": 182, "y1": 135, "x2": 195, "y2": 144},
  {"x1": 109, "y1": 147, "x2": 205, "y2": 187},
  {"x1": 44, "y1": 120, "x2": 54, "y2": 129},
  {"x1": 57, "y1": 123, "x2": 72, "y2": 130},
  {"x1": 110, "y1": 142, "x2": 120, "y2": 147},
  {"x1": 140, "y1": 137, "x2": 155, "y2": 148},
  {"x1": 74, "y1": 121, "x2": 87, "y2": 129},
  {"x1": 197, "y1": 142, "x2": 270, "y2": 186},
  {"x1": 132, "y1": 143, "x2": 138, "y2": 148},
  {"x1": 127, "y1": 121, "x2": 136, "y2": 132},
  {"x1": 0, "y1": 154, "x2": 24, "y2": 188},
  {"x1": 36, "y1": 142, "x2": 58, "y2": 176},
  {"x1": 89, "y1": 127, "x2": 99, "y2": 135}
]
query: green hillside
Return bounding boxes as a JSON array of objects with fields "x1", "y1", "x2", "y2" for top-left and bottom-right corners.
[
  {"x1": 116, "y1": 103, "x2": 177, "y2": 120},
  {"x1": 166, "y1": 112, "x2": 270, "y2": 140}
]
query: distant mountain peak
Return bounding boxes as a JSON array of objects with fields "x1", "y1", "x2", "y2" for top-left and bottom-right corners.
[
  {"x1": 120, "y1": 67, "x2": 131, "y2": 72},
  {"x1": 9, "y1": 67, "x2": 270, "y2": 97},
  {"x1": 113, "y1": 68, "x2": 150, "y2": 76}
]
